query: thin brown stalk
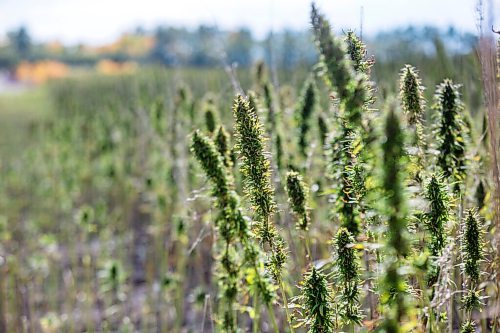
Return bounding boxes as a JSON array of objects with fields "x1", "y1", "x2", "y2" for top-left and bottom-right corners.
[{"x1": 477, "y1": 21, "x2": 499, "y2": 331}]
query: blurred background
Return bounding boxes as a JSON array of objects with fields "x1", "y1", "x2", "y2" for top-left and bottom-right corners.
[{"x1": 0, "y1": 0, "x2": 496, "y2": 153}]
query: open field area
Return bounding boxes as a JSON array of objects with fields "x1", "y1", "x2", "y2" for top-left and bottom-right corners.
[{"x1": 0, "y1": 2, "x2": 499, "y2": 333}]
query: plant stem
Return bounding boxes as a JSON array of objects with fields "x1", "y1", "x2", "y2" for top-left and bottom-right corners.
[
  {"x1": 304, "y1": 232, "x2": 312, "y2": 263},
  {"x1": 267, "y1": 303, "x2": 280, "y2": 333},
  {"x1": 253, "y1": 289, "x2": 260, "y2": 333},
  {"x1": 280, "y1": 281, "x2": 295, "y2": 333}
]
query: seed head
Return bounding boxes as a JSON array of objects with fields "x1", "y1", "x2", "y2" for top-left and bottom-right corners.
[
  {"x1": 434, "y1": 79, "x2": 467, "y2": 187},
  {"x1": 459, "y1": 320, "x2": 475, "y2": 333},
  {"x1": 297, "y1": 77, "x2": 318, "y2": 157},
  {"x1": 399, "y1": 65, "x2": 425, "y2": 126},
  {"x1": 296, "y1": 266, "x2": 335, "y2": 333},
  {"x1": 214, "y1": 125, "x2": 233, "y2": 168},
  {"x1": 345, "y1": 30, "x2": 372, "y2": 74},
  {"x1": 286, "y1": 171, "x2": 310, "y2": 230},
  {"x1": 232, "y1": 94, "x2": 276, "y2": 225},
  {"x1": 204, "y1": 107, "x2": 217, "y2": 134},
  {"x1": 190, "y1": 130, "x2": 230, "y2": 203},
  {"x1": 334, "y1": 227, "x2": 363, "y2": 325},
  {"x1": 382, "y1": 107, "x2": 409, "y2": 256},
  {"x1": 461, "y1": 208, "x2": 483, "y2": 283},
  {"x1": 311, "y1": 3, "x2": 353, "y2": 100}
]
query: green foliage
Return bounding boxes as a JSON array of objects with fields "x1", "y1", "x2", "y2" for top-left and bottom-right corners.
[
  {"x1": 380, "y1": 107, "x2": 412, "y2": 331},
  {"x1": 345, "y1": 30, "x2": 371, "y2": 74},
  {"x1": 232, "y1": 94, "x2": 276, "y2": 237},
  {"x1": 204, "y1": 106, "x2": 217, "y2": 134},
  {"x1": 311, "y1": 4, "x2": 353, "y2": 100},
  {"x1": 334, "y1": 228, "x2": 359, "y2": 285},
  {"x1": 423, "y1": 174, "x2": 450, "y2": 284},
  {"x1": 459, "y1": 208, "x2": 484, "y2": 332},
  {"x1": 295, "y1": 267, "x2": 335, "y2": 333},
  {"x1": 265, "y1": 234, "x2": 288, "y2": 283},
  {"x1": 214, "y1": 125, "x2": 233, "y2": 168},
  {"x1": 461, "y1": 208, "x2": 483, "y2": 284},
  {"x1": 190, "y1": 130, "x2": 241, "y2": 330},
  {"x1": 461, "y1": 289, "x2": 482, "y2": 312},
  {"x1": 190, "y1": 130, "x2": 231, "y2": 207},
  {"x1": 342, "y1": 76, "x2": 372, "y2": 127},
  {"x1": 424, "y1": 174, "x2": 449, "y2": 256},
  {"x1": 327, "y1": 122, "x2": 360, "y2": 235},
  {"x1": 296, "y1": 77, "x2": 318, "y2": 157},
  {"x1": 399, "y1": 65, "x2": 425, "y2": 126},
  {"x1": 434, "y1": 79, "x2": 467, "y2": 188},
  {"x1": 286, "y1": 171, "x2": 310, "y2": 230},
  {"x1": 382, "y1": 108, "x2": 408, "y2": 257},
  {"x1": 459, "y1": 320, "x2": 475, "y2": 333},
  {"x1": 317, "y1": 114, "x2": 328, "y2": 148},
  {"x1": 334, "y1": 227, "x2": 363, "y2": 325}
]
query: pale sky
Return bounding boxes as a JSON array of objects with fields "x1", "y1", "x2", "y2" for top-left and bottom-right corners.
[{"x1": 0, "y1": 0, "x2": 497, "y2": 45}]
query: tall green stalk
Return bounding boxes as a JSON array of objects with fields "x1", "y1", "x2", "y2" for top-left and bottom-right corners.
[
  {"x1": 459, "y1": 209, "x2": 484, "y2": 333},
  {"x1": 232, "y1": 94, "x2": 293, "y2": 331},
  {"x1": 286, "y1": 171, "x2": 310, "y2": 231},
  {"x1": 399, "y1": 65, "x2": 427, "y2": 182},
  {"x1": 433, "y1": 79, "x2": 467, "y2": 191},
  {"x1": 423, "y1": 174, "x2": 450, "y2": 285},
  {"x1": 379, "y1": 107, "x2": 412, "y2": 332},
  {"x1": 399, "y1": 65, "x2": 425, "y2": 127},
  {"x1": 191, "y1": 130, "x2": 276, "y2": 332},
  {"x1": 191, "y1": 130, "x2": 240, "y2": 331},
  {"x1": 296, "y1": 77, "x2": 318, "y2": 158},
  {"x1": 286, "y1": 170, "x2": 312, "y2": 260},
  {"x1": 294, "y1": 267, "x2": 335, "y2": 333},
  {"x1": 334, "y1": 227, "x2": 363, "y2": 327}
]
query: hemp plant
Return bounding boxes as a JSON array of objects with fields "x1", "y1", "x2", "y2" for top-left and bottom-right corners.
[
  {"x1": 345, "y1": 30, "x2": 372, "y2": 75},
  {"x1": 294, "y1": 266, "x2": 335, "y2": 333},
  {"x1": 296, "y1": 77, "x2": 318, "y2": 157},
  {"x1": 233, "y1": 94, "x2": 277, "y2": 242},
  {"x1": 459, "y1": 209, "x2": 484, "y2": 333},
  {"x1": 400, "y1": 65, "x2": 427, "y2": 182},
  {"x1": 311, "y1": 6, "x2": 372, "y2": 239},
  {"x1": 311, "y1": 3, "x2": 353, "y2": 101},
  {"x1": 379, "y1": 107, "x2": 413, "y2": 332},
  {"x1": 433, "y1": 79, "x2": 467, "y2": 190},
  {"x1": 191, "y1": 130, "x2": 240, "y2": 331},
  {"x1": 232, "y1": 94, "x2": 293, "y2": 331},
  {"x1": 334, "y1": 227, "x2": 363, "y2": 327},
  {"x1": 328, "y1": 122, "x2": 361, "y2": 236},
  {"x1": 214, "y1": 125, "x2": 233, "y2": 169},
  {"x1": 286, "y1": 170, "x2": 310, "y2": 231},
  {"x1": 191, "y1": 130, "x2": 277, "y2": 332},
  {"x1": 286, "y1": 170, "x2": 312, "y2": 259},
  {"x1": 204, "y1": 107, "x2": 217, "y2": 134},
  {"x1": 399, "y1": 65, "x2": 426, "y2": 127},
  {"x1": 311, "y1": 8, "x2": 371, "y2": 128},
  {"x1": 317, "y1": 114, "x2": 329, "y2": 148},
  {"x1": 423, "y1": 174, "x2": 450, "y2": 285}
]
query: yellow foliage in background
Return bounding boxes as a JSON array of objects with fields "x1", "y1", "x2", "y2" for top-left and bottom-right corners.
[
  {"x1": 88, "y1": 34, "x2": 154, "y2": 57},
  {"x1": 45, "y1": 41, "x2": 65, "y2": 54},
  {"x1": 96, "y1": 60, "x2": 138, "y2": 75},
  {"x1": 15, "y1": 61, "x2": 69, "y2": 84}
]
